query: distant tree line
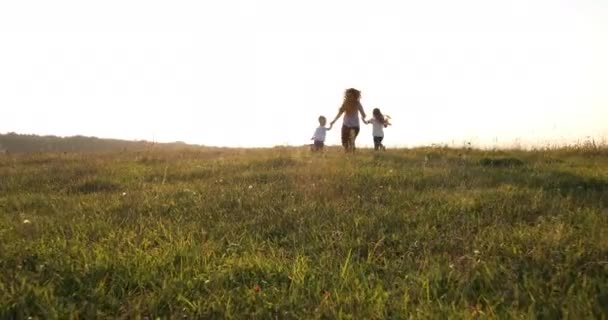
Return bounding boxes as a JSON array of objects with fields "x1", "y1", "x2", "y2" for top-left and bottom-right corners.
[{"x1": 0, "y1": 132, "x2": 201, "y2": 153}]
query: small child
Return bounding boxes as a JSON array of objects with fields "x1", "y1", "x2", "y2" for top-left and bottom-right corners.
[
  {"x1": 364, "y1": 108, "x2": 391, "y2": 150},
  {"x1": 311, "y1": 116, "x2": 332, "y2": 151}
]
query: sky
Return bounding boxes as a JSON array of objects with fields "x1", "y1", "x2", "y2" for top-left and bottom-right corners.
[{"x1": 1, "y1": 0, "x2": 607, "y2": 148}]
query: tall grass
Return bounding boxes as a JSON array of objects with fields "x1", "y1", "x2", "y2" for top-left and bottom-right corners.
[{"x1": 0, "y1": 147, "x2": 607, "y2": 318}]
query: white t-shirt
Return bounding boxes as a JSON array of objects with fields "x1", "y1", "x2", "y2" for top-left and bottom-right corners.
[
  {"x1": 369, "y1": 118, "x2": 385, "y2": 137},
  {"x1": 312, "y1": 126, "x2": 329, "y2": 142}
]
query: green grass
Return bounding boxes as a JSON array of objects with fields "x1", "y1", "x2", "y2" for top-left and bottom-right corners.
[{"x1": 1, "y1": 147, "x2": 607, "y2": 319}]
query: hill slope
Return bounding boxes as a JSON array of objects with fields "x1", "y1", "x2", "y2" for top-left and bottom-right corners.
[
  {"x1": 0, "y1": 147, "x2": 607, "y2": 318},
  {"x1": 0, "y1": 132, "x2": 202, "y2": 153}
]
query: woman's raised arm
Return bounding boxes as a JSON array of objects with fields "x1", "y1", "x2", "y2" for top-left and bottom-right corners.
[{"x1": 330, "y1": 108, "x2": 344, "y2": 126}]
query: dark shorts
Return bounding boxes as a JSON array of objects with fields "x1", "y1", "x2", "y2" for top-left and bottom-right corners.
[
  {"x1": 341, "y1": 125, "x2": 360, "y2": 150},
  {"x1": 312, "y1": 140, "x2": 324, "y2": 151},
  {"x1": 373, "y1": 136, "x2": 384, "y2": 150}
]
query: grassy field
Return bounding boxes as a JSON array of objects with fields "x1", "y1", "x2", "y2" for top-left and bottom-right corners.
[{"x1": 1, "y1": 146, "x2": 607, "y2": 319}]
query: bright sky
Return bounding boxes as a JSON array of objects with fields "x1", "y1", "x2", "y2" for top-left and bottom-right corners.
[{"x1": 1, "y1": 0, "x2": 607, "y2": 148}]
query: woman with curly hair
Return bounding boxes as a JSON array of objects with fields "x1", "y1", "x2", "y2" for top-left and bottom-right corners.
[{"x1": 329, "y1": 88, "x2": 367, "y2": 152}]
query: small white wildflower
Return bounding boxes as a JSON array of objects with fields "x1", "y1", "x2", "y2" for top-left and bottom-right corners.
[
  {"x1": 449, "y1": 264, "x2": 454, "y2": 269},
  {"x1": 121, "y1": 192, "x2": 127, "y2": 196},
  {"x1": 23, "y1": 219, "x2": 31, "y2": 224},
  {"x1": 248, "y1": 185, "x2": 253, "y2": 189},
  {"x1": 474, "y1": 249, "x2": 480, "y2": 255}
]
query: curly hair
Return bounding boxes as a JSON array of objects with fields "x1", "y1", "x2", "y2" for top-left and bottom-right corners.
[{"x1": 340, "y1": 88, "x2": 361, "y2": 115}]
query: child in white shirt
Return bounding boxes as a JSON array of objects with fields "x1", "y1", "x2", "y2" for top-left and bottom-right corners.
[
  {"x1": 364, "y1": 108, "x2": 391, "y2": 150},
  {"x1": 311, "y1": 116, "x2": 332, "y2": 151}
]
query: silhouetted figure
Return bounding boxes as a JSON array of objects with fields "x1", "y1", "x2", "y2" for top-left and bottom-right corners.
[
  {"x1": 363, "y1": 108, "x2": 392, "y2": 151},
  {"x1": 330, "y1": 88, "x2": 367, "y2": 152},
  {"x1": 311, "y1": 116, "x2": 332, "y2": 152}
]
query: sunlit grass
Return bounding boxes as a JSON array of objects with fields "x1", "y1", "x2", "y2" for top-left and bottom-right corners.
[{"x1": 1, "y1": 146, "x2": 607, "y2": 318}]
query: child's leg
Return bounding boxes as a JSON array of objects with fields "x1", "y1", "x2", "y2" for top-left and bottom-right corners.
[
  {"x1": 373, "y1": 136, "x2": 382, "y2": 150},
  {"x1": 317, "y1": 141, "x2": 325, "y2": 152},
  {"x1": 312, "y1": 140, "x2": 323, "y2": 152}
]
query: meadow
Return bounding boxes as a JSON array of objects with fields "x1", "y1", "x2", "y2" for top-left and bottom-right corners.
[{"x1": 0, "y1": 146, "x2": 607, "y2": 319}]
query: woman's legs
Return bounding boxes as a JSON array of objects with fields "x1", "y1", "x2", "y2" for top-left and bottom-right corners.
[
  {"x1": 340, "y1": 125, "x2": 350, "y2": 150},
  {"x1": 341, "y1": 126, "x2": 360, "y2": 152}
]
